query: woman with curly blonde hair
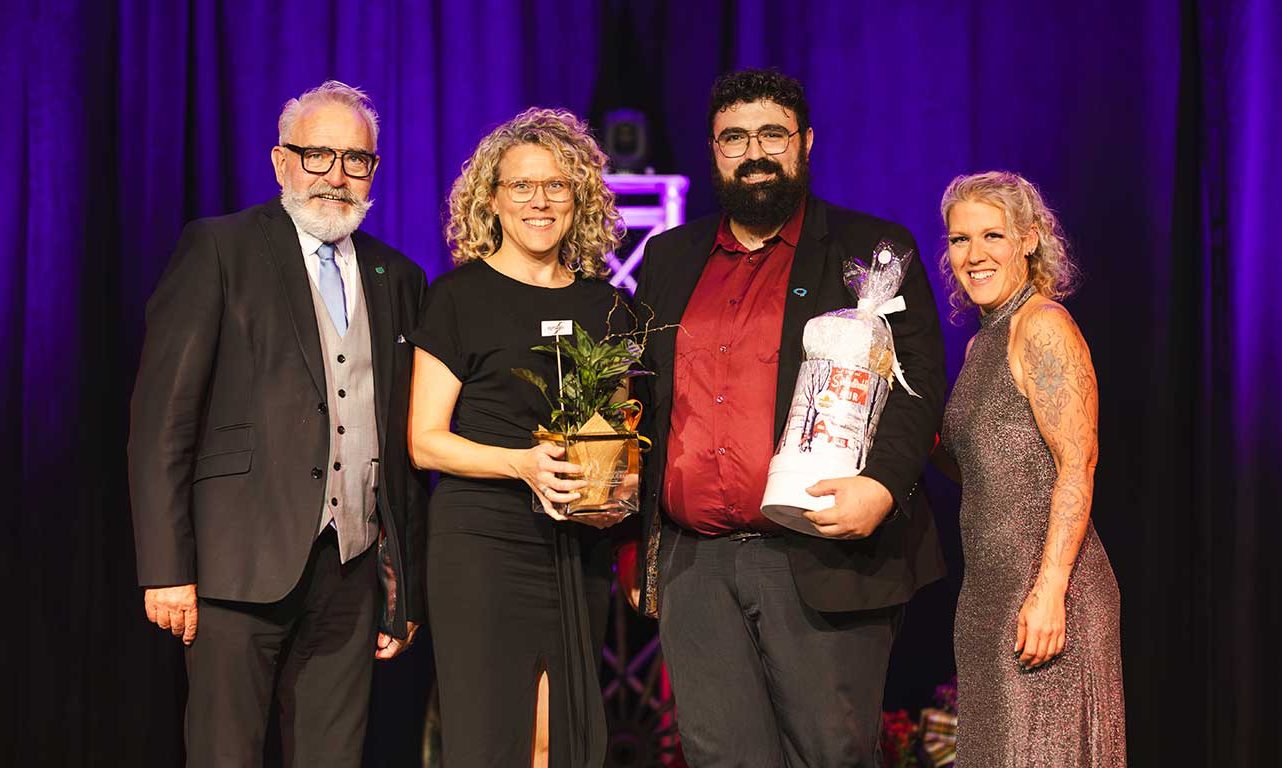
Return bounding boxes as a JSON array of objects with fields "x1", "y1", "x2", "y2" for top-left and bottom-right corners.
[
  {"x1": 406, "y1": 108, "x2": 630, "y2": 767},
  {"x1": 444, "y1": 107, "x2": 622, "y2": 276},
  {"x1": 936, "y1": 171, "x2": 1126, "y2": 765}
]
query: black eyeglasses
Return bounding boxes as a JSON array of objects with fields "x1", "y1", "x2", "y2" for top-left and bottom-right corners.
[
  {"x1": 711, "y1": 127, "x2": 800, "y2": 158},
  {"x1": 282, "y1": 144, "x2": 378, "y2": 179}
]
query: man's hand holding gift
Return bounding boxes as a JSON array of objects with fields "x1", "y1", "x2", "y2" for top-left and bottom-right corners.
[{"x1": 802, "y1": 476, "x2": 895, "y2": 539}]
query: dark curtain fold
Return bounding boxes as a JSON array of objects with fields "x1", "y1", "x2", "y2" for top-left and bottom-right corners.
[
  {"x1": 1173, "y1": 0, "x2": 1282, "y2": 761},
  {"x1": 5, "y1": 1, "x2": 1276, "y2": 765}
]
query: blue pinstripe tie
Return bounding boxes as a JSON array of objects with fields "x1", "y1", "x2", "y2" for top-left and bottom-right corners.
[{"x1": 317, "y1": 243, "x2": 348, "y2": 336}]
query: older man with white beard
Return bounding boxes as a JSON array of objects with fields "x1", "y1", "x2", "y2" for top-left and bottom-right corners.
[{"x1": 129, "y1": 81, "x2": 428, "y2": 767}]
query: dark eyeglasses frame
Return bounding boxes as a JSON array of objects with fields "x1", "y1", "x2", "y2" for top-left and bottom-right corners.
[
  {"x1": 710, "y1": 128, "x2": 801, "y2": 158},
  {"x1": 282, "y1": 143, "x2": 379, "y2": 179}
]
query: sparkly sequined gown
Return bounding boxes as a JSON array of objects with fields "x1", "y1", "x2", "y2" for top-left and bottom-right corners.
[{"x1": 941, "y1": 285, "x2": 1126, "y2": 767}]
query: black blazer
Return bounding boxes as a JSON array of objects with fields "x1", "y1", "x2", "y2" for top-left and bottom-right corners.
[
  {"x1": 128, "y1": 198, "x2": 428, "y2": 636},
  {"x1": 634, "y1": 196, "x2": 947, "y2": 615}
]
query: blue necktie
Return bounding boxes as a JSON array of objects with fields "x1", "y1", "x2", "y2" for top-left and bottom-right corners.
[{"x1": 317, "y1": 243, "x2": 348, "y2": 336}]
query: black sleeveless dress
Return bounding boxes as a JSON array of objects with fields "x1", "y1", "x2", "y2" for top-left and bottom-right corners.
[{"x1": 410, "y1": 260, "x2": 626, "y2": 768}]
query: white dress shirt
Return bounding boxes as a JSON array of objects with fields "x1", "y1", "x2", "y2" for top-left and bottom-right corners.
[{"x1": 294, "y1": 226, "x2": 362, "y2": 322}]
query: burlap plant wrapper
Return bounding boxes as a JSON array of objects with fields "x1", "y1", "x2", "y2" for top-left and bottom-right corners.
[
  {"x1": 760, "y1": 240, "x2": 920, "y2": 535},
  {"x1": 536, "y1": 412, "x2": 640, "y2": 514}
]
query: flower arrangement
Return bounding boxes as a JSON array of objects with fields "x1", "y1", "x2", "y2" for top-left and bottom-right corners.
[
  {"x1": 878, "y1": 675, "x2": 959, "y2": 768},
  {"x1": 881, "y1": 710, "x2": 919, "y2": 768},
  {"x1": 932, "y1": 676, "x2": 958, "y2": 714},
  {"x1": 915, "y1": 676, "x2": 958, "y2": 768}
]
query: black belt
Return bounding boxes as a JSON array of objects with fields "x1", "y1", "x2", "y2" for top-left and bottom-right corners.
[{"x1": 725, "y1": 530, "x2": 774, "y2": 542}]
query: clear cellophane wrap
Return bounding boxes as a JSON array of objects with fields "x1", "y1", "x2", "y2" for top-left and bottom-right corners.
[{"x1": 760, "y1": 240, "x2": 916, "y2": 534}]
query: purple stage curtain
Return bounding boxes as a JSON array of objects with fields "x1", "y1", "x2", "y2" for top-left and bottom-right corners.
[
  {"x1": 1178, "y1": 0, "x2": 1282, "y2": 760},
  {"x1": 3, "y1": 1, "x2": 1277, "y2": 765}
]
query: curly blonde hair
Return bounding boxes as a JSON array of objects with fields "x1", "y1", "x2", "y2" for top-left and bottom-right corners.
[
  {"x1": 938, "y1": 171, "x2": 1079, "y2": 319},
  {"x1": 445, "y1": 108, "x2": 623, "y2": 278}
]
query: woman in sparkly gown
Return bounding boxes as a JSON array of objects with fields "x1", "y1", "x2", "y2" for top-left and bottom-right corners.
[{"x1": 936, "y1": 172, "x2": 1126, "y2": 766}]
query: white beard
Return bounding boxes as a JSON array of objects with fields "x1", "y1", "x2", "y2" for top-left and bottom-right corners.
[{"x1": 280, "y1": 180, "x2": 374, "y2": 242}]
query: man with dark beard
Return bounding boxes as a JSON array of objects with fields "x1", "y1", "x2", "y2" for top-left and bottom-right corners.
[
  {"x1": 631, "y1": 69, "x2": 948, "y2": 766},
  {"x1": 128, "y1": 81, "x2": 427, "y2": 766}
]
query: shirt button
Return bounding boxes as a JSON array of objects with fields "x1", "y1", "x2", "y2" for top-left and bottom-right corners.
[
  {"x1": 338, "y1": 389, "x2": 346, "y2": 398},
  {"x1": 717, "y1": 447, "x2": 727, "y2": 455},
  {"x1": 715, "y1": 395, "x2": 725, "y2": 404},
  {"x1": 330, "y1": 497, "x2": 339, "y2": 507},
  {"x1": 719, "y1": 345, "x2": 728, "y2": 353},
  {"x1": 337, "y1": 354, "x2": 346, "y2": 364},
  {"x1": 311, "y1": 467, "x2": 322, "y2": 479},
  {"x1": 728, "y1": 503, "x2": 738, "y2": 512},
  {"x1": 337, "y1": 426, "x2": 346, "y2": 435},
  {"x1": 729, "y1": 298, "x2": 739, "y2": 306},
  {"x1": 317, "y1": 403, "x2": 327, "y2": 414},
  {"x1": 333, "y1": 461, "x2": 342, "y2": 471},
  {"x1": 747, "y1": 256, "x2": 757, "y2": 264}
]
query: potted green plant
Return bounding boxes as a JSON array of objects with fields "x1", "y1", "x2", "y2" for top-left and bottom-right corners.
[{"x1": 512, "y1": 303, "x2": 663, "y2": 515}]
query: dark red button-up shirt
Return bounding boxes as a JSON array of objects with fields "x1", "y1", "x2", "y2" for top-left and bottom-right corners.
[{"x1": 662, "y1": 201, "x2": 806, "y2": 534}]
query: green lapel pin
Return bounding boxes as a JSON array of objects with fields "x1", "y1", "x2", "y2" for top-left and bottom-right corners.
[{"x1": 375, "y1": 265, "x2": 386, "y2": 275}]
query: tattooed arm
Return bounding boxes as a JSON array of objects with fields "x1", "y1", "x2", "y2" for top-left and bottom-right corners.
[{"x1": 1010, "y1": 301, "x2": 1099, "y2": 669}]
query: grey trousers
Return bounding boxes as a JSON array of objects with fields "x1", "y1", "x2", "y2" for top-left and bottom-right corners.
[{"x1": 658, "y1": 526, "x2": 902, "y2": 768}]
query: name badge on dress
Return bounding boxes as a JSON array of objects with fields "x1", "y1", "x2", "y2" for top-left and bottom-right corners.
[{"x1": 541, "y1": 320, "x2": 573, "y2": 337}]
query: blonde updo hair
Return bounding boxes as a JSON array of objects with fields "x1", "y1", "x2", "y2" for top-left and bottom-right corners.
[
  {"x1": 445, "y1": 107, "x2": 623, "y2": 278},
  {"x1": 938, "y1": 171, "x2": 1079, "y2": 319}
]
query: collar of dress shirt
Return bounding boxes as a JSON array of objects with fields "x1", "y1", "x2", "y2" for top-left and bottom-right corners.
[
  {"x1": 713, "y1": 198, "x2": 807, "y2": 255},
  {"x1": 293, "y1": 223, "x2": 356, "y2": 264}
]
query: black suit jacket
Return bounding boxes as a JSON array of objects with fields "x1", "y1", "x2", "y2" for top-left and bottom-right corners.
[
  {"x1": 635, "y1": 196, "x2": 947, "y2": 615},
  {"x1": 128, "y1": 198, "x2": 428, "y2": 636}
]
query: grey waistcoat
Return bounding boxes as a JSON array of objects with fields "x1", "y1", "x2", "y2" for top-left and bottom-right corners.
[{"x1": 308, "y1": 275, "x2": 380, "y2": 563}]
